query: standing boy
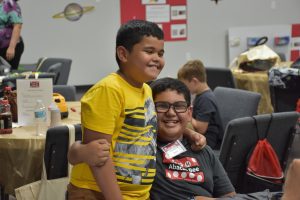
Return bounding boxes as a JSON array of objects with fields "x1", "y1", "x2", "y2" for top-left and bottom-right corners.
[
  {"x1": 68, "y1": 20, "x2": 205, "y2": 200},
  {"x1": 178, "y1": 59, "x2": 223, "y2": 150},
  {"x1": 68, "y1": 19, "x2": 165, "y2": 200}
]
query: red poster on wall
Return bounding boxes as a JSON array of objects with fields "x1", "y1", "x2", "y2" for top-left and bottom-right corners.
[
  {"x1": 290, "y1": 24, "x2": 300, "y2": 61},
  {"x1": 120, "y1": 0, "x2": 187, "y2": 41}
]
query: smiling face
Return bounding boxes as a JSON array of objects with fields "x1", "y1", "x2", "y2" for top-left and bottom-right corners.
[
  {"x1": 117, "y1": 36, "x2": 165, "y2": 87},
  {"x1": 155, "y1": 89, "x2": 192, "y2": 142}
]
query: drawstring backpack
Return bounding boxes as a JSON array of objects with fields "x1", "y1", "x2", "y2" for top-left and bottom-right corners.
[{"x1": 243, "y1": 115, "x2": 284, "y2": 193}]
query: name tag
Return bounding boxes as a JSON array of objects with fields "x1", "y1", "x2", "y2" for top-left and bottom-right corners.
[{"x1": 161, "y1": 140, "x2": 187, "y2": 159}]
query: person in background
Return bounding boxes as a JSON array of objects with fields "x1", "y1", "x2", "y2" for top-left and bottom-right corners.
[
  {"x1": 178, "y1": 59, "x2": 223, "y2": 150},
  {"x1": 0, "y1": 0, "x2": 24, "y2": 71},
  {"x1": 67, "y1": 20, "x2": 206, "y2": 200}
]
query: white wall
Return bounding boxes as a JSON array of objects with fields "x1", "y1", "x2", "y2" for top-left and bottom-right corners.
[{"x1": 19, "y1": 0, "x2": 300, "y2": 85}]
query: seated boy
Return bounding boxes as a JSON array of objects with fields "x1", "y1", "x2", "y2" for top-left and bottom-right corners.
[
  {"x1": 149, "y1": 77, "x2": 235, "y2": 199},
  {"x1": 177, "y1": 59, "x2": 224, "y2": 150},
  {"x1": 150, "y1": 78, "x2": 294, "y2": 200}
]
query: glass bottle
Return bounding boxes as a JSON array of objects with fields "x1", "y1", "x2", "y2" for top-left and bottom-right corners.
[{"x1": 0, "y1": 99, "x2": 12, "y2": 134}]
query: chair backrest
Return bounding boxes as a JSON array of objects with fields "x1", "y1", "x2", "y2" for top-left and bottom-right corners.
[
  {"x1": 47, "y1": 63, "x2": 63, "y2": 85},
  {"x1": 37, "y1": 57, "x2": 72, "y2": 85},
  {"x1": 53, "y1": 85, "x2": 77, "y2": 101},
  {"x1": 44, "y1": 124, "x2": 82, "y2": 179},
  {"x1": 206, "y1": 67, "x2": 236, "y2": 91},
  {"x1": 219, "y1": 112, "x2": 299, "y2": 193},
  {"x1": 213, "y1": 87, "x2": 261, "y2": 131}
]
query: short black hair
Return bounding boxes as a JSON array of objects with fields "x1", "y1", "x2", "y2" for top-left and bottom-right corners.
[
  {"x1": 150, "y1": 77, "x2": 191, "y2": 106},
  {"x1": 115, "y1": 19, "x2": 164, "y2": 66}
]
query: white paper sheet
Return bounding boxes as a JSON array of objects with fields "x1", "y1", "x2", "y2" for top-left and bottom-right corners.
[
  {"x1": 17, "y1": 78, "x2": 53, "y2": 126},
  {"x1": 146, "y1": 5, "x2": 170, "y2": 23}
]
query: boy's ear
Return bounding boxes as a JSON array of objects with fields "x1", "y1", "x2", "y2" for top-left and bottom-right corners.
[
  {"x1": 191, "y1": 77, "x2": 199, "y2": 84},
  {"x1": 187, "y1": 106, "x2": 193, "y2": 121},
  {"x1": 116, "y1": 46, "x2": 128, "y2": 62}
]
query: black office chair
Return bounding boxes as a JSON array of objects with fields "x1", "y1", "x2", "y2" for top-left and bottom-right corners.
[
  {"x1": 37, "y1": 57, "x2": 72, "y2": 85},
  {"x1": 53, "y1": 85, "x2": 77, "y2": 101},
  {"x1": 206, "y1": 67, "x2": 236, "y2": 91},
  {"x1": 46, "y1": 63, "x2": 63, "y2": 85},
  {"x1": 44, "y1": 124, "x2": 82, "y2": 179},
  {"x1": 219, "y1": 112, "x2": 299, "y2": 193},
  {"x1": 213, "y1": 87, "x2": 261, "y2": 131}
]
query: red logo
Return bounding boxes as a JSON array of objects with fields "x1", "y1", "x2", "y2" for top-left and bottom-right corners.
[
  {"x1": 30, "y1": 81, "x2": 40, "y2": 88},
  {"x1": 163, "y1": 154, "x2": 205, "y2": 183}
]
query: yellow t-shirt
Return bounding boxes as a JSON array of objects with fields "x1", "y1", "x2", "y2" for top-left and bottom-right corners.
[{"x1": 70, "y1": 73, "x2": 157, "y2": 200}]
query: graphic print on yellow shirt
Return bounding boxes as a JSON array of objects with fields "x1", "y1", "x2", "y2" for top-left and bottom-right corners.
[{"x1": 114, "y1": 97, "x2": 157, "y2": 186}]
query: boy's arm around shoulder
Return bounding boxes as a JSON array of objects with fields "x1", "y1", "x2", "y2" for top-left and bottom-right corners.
[
  {"x1": 192, "y1": 118, "x2": 209, "y2": 135},
  {"x1": 68, "y1": 139, "x2": 110, "y2": 167},
  {"x1": 83, "y1": 127, "x2": 123, "y2": 200}
]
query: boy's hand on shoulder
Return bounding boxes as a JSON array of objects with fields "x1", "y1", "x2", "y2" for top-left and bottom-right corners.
[
  {"x1": 190, "y1": 132, "x2": 206, "y2": 151},
  {"x1": 83, "y1": 139, "x2": 110, "y2": 167},
  {"x1": 184, "y1": 128, "x2": 206, "y2": 151}
]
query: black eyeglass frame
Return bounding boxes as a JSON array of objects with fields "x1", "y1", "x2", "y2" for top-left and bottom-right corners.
[{"x1": 155, "y1": 101, "x2": 188, "y2": 113}]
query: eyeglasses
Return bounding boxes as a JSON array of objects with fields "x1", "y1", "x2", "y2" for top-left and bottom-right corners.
[{"x1": 155, "y1": 101, "x2": 188, "y2": 113}]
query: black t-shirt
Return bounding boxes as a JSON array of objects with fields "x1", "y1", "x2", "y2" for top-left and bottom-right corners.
[
  {"x1": 150, "y1": 137, "x2": 235, "y2": 200},
  {"x1": 193, "y1": 90, "x2": 223, "y2": 149}
]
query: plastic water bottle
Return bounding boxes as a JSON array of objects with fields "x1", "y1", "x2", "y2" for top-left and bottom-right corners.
[
  {"x1": 49, "y1": 102, "x2": 61, "y2": 128},
  {"x1": 34, "y1": 99, "x2": 47, "y2": 136}
]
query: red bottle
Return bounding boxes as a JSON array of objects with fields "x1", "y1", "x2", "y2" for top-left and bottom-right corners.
[{"x1": 0, "y1": 99, "x2": 12, "y2": 134}]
